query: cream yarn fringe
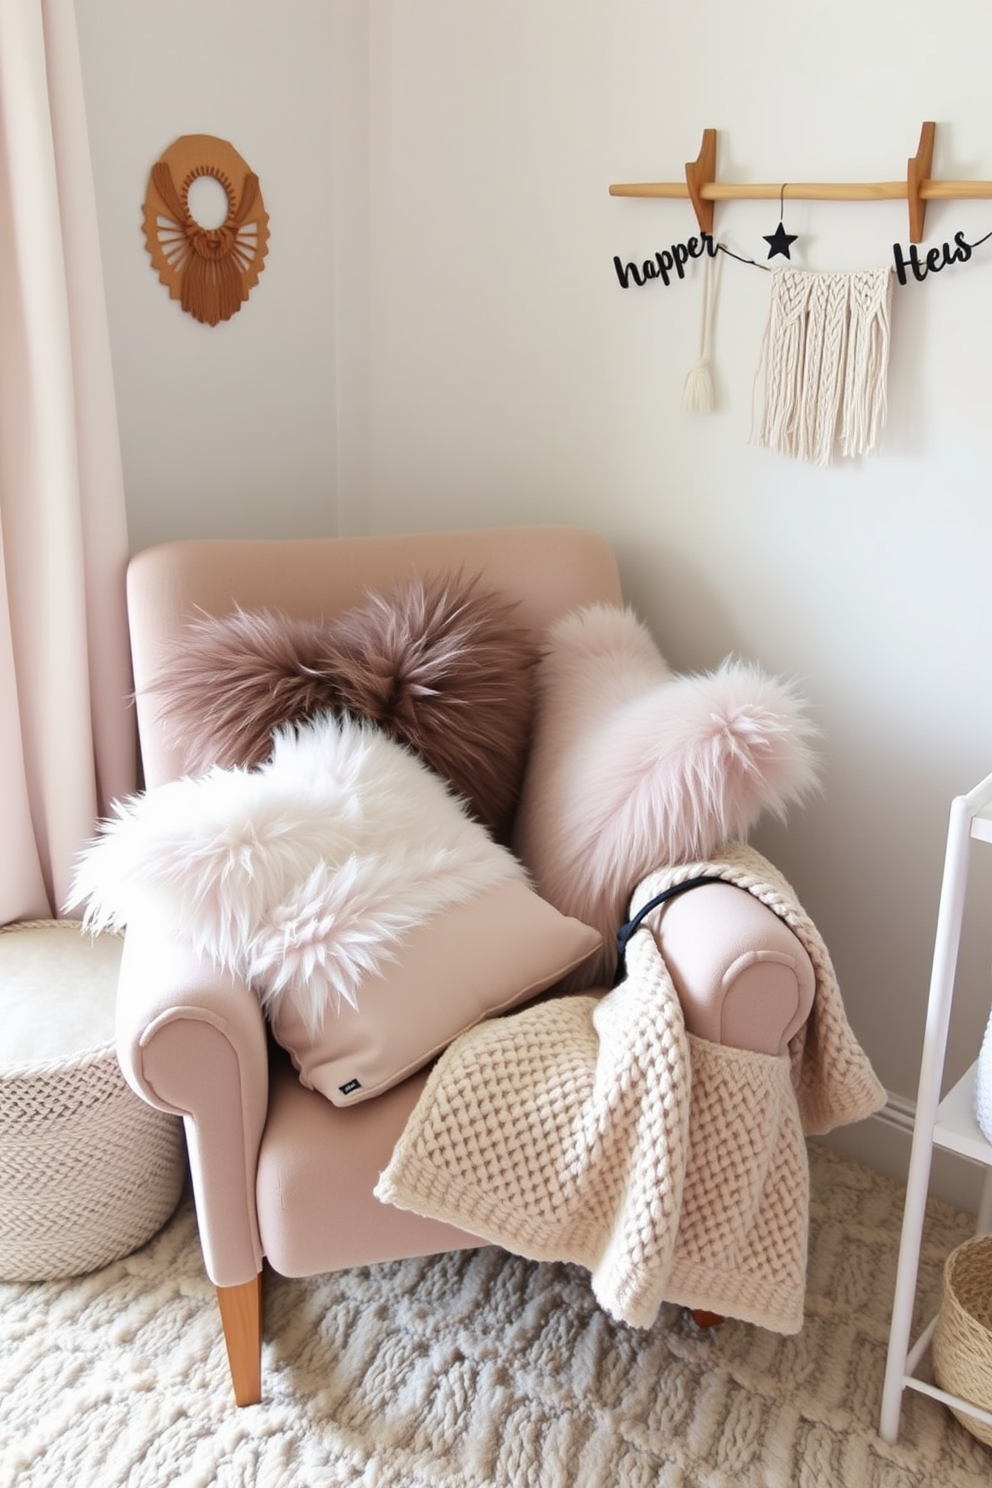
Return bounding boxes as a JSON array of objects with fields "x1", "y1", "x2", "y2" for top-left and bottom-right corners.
[
  {"x1": 682, "y1": 245, "x2": 723, "y2": 413},
  {"x1": 753, "y1": 266, "x2": 893, "y2": 466}
]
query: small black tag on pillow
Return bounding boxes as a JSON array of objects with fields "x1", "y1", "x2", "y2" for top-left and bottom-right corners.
[{"x1": 339, "y1": 1078, "x2": 362, "y2": 1095}]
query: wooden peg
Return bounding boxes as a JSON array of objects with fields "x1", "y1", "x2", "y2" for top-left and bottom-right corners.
[
  {"x1": 685, "y1": 129, "x2": 717, "y2": 236},
  {"x1": 907, "y1": 121, "x2": 936, "y2": 243}
]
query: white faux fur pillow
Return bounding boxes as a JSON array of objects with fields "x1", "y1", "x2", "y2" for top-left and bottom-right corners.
[
  {"x1": 512, "y1": 603, "x2": 820, "y2": 988},
  {"x1": 68, "y1": 713, "x2": 601, "y2": 1103}
]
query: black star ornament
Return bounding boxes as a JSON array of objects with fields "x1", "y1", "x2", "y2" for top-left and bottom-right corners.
[{"x1": 764, "y1": 220, "x2": 798, "y2": 260}]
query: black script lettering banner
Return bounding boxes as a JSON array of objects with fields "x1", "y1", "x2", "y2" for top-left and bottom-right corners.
[
  {"x1": 614, "y1": 231, "x2": 717, "y2": 289},
  {"x1": 892, "y1": 230, "x2": 976, "y2": 285}
]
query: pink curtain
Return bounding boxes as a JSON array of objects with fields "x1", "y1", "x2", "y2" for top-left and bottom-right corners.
[{"x1": 0, "y1": 0, "x2": 136, "y2": 924}]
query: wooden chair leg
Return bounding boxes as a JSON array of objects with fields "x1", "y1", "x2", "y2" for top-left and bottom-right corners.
[
  {"x1": 216, "y1": 1273, "x2": 263, "y2": 1406},
  {"x1": 691, "y1": 1309, "x2": 724, "y2": 1329}
]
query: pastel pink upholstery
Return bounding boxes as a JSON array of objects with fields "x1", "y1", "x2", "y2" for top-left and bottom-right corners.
[
  {"x1": 116, "y1": 525, "x2": 816, "y2": 1405},
  {"x1": 651, "y1": 882, "x2": 814, "y2": 1055}
]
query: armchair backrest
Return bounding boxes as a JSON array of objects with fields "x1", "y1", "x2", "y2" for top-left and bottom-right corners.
[{"x1": 127, "y1": 526, "x2": 623, "y2": 789}]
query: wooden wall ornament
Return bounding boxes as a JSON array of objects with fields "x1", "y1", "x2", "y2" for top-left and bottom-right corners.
[{"x1": 143, "y1": 135, "x2": 269, "y2": 326}]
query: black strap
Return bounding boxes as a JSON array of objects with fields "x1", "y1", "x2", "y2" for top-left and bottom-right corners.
[{"x1": 613, "y1": 874, "x2": 728, "y2": 985}]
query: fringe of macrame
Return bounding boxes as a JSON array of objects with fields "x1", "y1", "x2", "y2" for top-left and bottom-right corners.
[
  {"x1": 841, "y1": 271, "x2": 891, "y2": 457},
  {"x1": 753, "y1": 267, "x2": 892, "y2": 467}
]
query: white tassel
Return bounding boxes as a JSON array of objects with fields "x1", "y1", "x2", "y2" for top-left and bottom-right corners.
[
  {"x1": 682, "y1": 358, "x2": 714, "y2": 412},
  {"x1": 682, "y1": 246, "x2": 722, "y2": 413}
]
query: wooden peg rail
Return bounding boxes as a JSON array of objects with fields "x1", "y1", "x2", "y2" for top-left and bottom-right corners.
[{"x1": 609, "y1": 124, "x2": 992, "y2": 244}]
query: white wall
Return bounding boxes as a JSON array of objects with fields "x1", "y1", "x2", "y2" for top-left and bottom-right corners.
[
  {"x1": 76, "y1": 0, "x2": 992, "y2": 1203},
  {"x1": 74, "y1": 0, "x2": 344, "y2": 551}
]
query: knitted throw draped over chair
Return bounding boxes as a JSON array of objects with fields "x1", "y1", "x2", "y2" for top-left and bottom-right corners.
[{"x1": 753, "y1": 266, "x2": 893, "y2": 467}]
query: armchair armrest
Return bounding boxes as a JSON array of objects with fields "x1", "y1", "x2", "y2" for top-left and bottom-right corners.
[
  {"x1": 116, "y1": 923, "x2": 268, "y2": 1287},
  {"x1": 648, "y1": 881, "x2": 815, "y2": 1056}
]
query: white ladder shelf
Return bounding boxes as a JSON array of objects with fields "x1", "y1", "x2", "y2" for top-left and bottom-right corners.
[{"x1": 879, "y1": 770, "x2": 992, "y2": 1443}]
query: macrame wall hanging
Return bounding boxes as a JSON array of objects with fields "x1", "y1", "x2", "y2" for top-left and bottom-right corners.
[
  {"x1": 753, "y1": 267, "x2": 893, "y2": 467},
  {"x1": 143, "y1": 134, "x2": 269, "y2": 326},
  {"x1": 610, "y1": 125, "x2": 992, "y2": 465}
]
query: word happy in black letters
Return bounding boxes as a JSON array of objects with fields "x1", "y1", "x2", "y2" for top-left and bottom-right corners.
[{"x1": 614, "y1": 232, "x2": 718, "y2": 289}]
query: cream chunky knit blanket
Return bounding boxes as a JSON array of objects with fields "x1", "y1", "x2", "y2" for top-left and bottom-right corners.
[{"x1": 376, "y1": 843, "x2": 885, "y2": 1335}]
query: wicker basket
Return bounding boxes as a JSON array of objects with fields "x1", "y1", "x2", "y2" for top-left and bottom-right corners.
[
  {"x1": 0, "y1": 920, "x2": 186, "y2": 1282},
  {"x1": 933, "y1": 1233, "x2": 992, "y2": 1445}
]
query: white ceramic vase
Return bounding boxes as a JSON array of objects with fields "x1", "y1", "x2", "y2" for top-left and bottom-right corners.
[{"x1": 974, "y1": 1004, "x2": 992, "y2": 1145}]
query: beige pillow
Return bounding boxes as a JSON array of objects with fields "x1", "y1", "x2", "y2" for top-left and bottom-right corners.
[
  {"x1": 70, "y1": 711, "x2": 602, "y2": 1106},
  {"x1": 269, "y1": 878, "x2": 602, "y2": 1105}
]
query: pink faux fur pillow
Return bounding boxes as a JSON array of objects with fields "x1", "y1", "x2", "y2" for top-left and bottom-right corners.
[
  {"x1": 512, "y1": 603, "x2": 820, "y2": 987},
  {"x1": 148, "y1": 571, "x2": 540, "y2": 841}
]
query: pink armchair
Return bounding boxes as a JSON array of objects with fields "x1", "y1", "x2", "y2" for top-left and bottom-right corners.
[{"x1": 115, "y1": 526, "x2": 818, "y2": 1405}]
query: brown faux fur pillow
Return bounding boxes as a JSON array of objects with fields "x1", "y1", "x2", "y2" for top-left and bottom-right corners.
[{"x1": 148, "y1": 571, "x2": 540, "y2": 841}]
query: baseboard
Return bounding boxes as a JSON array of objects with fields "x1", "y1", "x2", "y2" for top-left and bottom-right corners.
[{"x1": 814, "y1": 1090, "x2": 985, "y2": 1218}]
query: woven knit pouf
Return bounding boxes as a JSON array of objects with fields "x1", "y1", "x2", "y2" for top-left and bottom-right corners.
[{"x1": 0, "y1": 920, "x2": 186, "y2": 1282}]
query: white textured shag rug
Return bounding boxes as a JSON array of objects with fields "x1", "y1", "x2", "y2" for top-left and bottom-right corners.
[{"x1": 1, "y1": 1142, "x2": 990, "y2": 1488}]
